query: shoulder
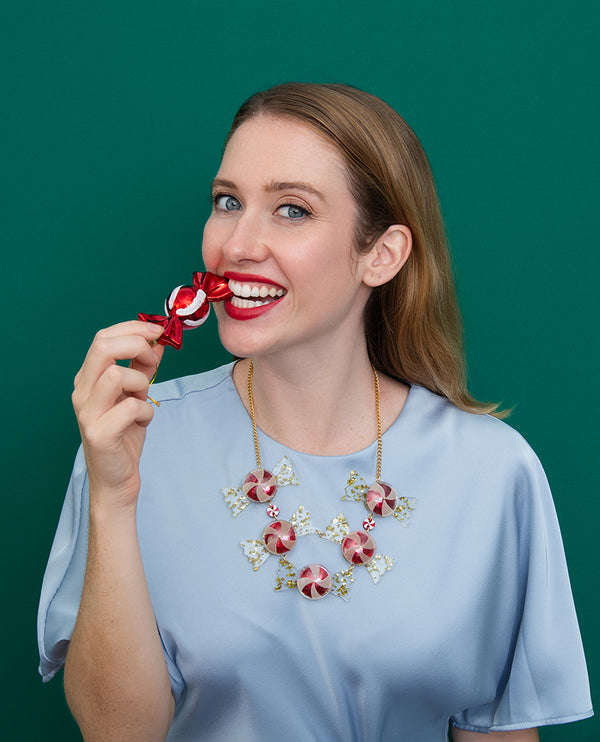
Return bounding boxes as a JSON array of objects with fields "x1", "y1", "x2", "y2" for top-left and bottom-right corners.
[
  {"x1": 406, "y1": 384, "x2": 545, "y2": 485},
  {"x1": 141, "y1": 361, "x2": 244, "y2": 455},
  {"x1": 148, "y1": 361, "x2": 236, "y2": 405}
]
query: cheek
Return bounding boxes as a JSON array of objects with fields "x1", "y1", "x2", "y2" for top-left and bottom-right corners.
[{"x1": 201, "y1": 220, "x2": 218, "y2": 270}]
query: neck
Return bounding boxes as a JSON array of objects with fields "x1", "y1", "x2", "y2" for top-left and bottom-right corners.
[{"x1": 233, "y1": 340, "x2": 398, "y2": 456}]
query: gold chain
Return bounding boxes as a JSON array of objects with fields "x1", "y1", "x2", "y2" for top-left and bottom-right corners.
[
  {"x1": 247, "y1": 360, "x2": 382, "y2": 482},
  {"x1": 248, "y1": 360, "x2": 262, "y2": 468},
  {"x1": 373, "y1": 365, "x2": 382, "y2": 483}
]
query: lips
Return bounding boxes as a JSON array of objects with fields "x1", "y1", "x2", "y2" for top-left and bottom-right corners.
[{"x1": 223, "y1": 274, "x2": 287, "y2": 320}]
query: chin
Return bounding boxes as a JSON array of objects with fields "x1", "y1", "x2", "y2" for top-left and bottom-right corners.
[
  {"x1": 217, "y1": 328, "x2": 260, "y2": 360},
  {"x1": 215, "y1": 311, "x2": 275, "y2": 359}
]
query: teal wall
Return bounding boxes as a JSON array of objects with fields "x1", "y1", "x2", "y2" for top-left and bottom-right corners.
[{"x1": 2, "y1": 1, "x2": 597, "y2": 738}]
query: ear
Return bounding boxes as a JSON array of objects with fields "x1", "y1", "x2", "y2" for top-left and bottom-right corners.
[{"x1": 361, "y1": 225, "x2": 412, "y2": 287}]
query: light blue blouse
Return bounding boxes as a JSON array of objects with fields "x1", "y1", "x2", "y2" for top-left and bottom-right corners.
[{"x1": 38, "y1": 363, "x2": 592, "y2": 741}]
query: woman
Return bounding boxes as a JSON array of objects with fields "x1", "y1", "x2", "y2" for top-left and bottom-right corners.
[{"x1": 38, "y1": 83, "x2": 592, "y2": 741}]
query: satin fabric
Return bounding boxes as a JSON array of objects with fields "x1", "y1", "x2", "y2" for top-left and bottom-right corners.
[{"x1": 38, "y1": 363, "x2": 592, "y2": 741}]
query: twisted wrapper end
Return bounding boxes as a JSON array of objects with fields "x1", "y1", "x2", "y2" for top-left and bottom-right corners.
[
  {"x1": 192, "y1": 271, "x2": 233, "y2": 301},
  {"x1": 137, "y1": 313, "x2": 183, "y2": 349}
]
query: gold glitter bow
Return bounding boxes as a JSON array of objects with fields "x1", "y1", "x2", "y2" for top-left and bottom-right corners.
[
  {"x1": 342, "y1": 470, "x2": 416, "y2": 525},
  {"x1": 274, "y1": 557, "x2": 356, "y2": 602},
  {"x1": 222, "y1": 456, "x2": 299, "y2": 517}
]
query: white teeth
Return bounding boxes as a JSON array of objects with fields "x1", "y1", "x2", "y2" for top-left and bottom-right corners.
[
  {"x1": 228, "y1": 279, "x2": 286, "y2": 300},
  {"x1": 231, "y1": 296, "x2": 272, "y2": 309}
]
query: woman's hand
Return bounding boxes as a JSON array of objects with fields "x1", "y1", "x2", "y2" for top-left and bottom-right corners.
[{"x1": 72, "y1": 320, "x2": 165, "y2": 511}]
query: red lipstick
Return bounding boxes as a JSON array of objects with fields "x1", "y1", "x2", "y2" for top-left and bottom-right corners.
[{"x1": 224, "y1": 295, "x2": 285, "y2": 321}]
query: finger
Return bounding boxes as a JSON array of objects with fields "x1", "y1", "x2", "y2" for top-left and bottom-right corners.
[
  {"x1": 74, "y1": 321, "x2": 163, "y2": 386},
  {"x1": 77, "y1": 365, "x2": 153, "y2": 430},
  {"x1": 131, "y1": 342, "x2": 165, "y2": 378},
  {"x1": 89, "y1": 320, "x2": 165, "y2": 341},
  {"x1": 83, "y1": 395, "x2": 156, "y2": 452},
  {"x1": 74, "y1": 332, "x2": 163, "y2": 409}
]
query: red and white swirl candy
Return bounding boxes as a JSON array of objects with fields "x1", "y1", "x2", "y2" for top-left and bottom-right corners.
[
  {"x1": 297, "y1": 563, "x2": 332, "y2": 600},
  {"x1": 243, "y1": 468, "x2": 278, "y2": 503},
  {"x1": 366, "y1": 482, "x2": 398, "y2": 517},
  {"x1": 342, "y1": 530, "x2": 376, "y2": 565},
  {"x1": 262, "y1": 520, "x2": 296, "y2": 555},
  {"x1": 138, "y1": 271, "x2": 232, "y2": 349}
]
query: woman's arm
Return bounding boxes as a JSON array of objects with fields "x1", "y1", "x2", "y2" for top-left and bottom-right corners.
[
  {"x1": 65, "y1": 500, "x2": 176, "y2": 741},
  {"x1": 64, "y1": 321, "x2": 174, "y2": 742},
  {"x1": 452, "y1": 728, "x2": 539, "y2": 741}
]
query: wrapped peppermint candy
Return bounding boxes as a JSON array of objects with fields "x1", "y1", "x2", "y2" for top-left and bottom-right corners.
[{"x1": 138, "y1": 271, "x2": 232, "y2": 349}]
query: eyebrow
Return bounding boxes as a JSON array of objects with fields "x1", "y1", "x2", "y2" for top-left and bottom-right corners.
[
  {"x1": 211, "y1": 178, "x2": 326, "y2": 202},
  {"x1": 265, "y1": 181, "x2": 327, "y2": 202}
]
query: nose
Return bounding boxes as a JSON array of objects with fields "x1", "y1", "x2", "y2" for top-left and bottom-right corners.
[{"x1": 219, "y1": 212, "x2": 270, "y2": 264}]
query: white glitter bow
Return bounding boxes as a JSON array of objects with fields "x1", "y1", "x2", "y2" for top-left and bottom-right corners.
[
  {"x1": 342, "y1": 470, "x2": 416, "y2": 525},
  {"x1": 222, "y1": 456, "x2": 299, "y2": 517}
]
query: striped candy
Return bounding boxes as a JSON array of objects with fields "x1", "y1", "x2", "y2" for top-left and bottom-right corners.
[
  {"x1": 297, "y1": 564, "x2": 332, "y2": 600},
  {"x1": 243, "y1": 469, "x2": 277, "y2": 503},
  {"x1": 262, "y1": 520, "x2": 296, "y2": 555},
  {"x1": 342, "y1": 530, "x2": 376, "y2": 565},
  {"x1": 366, "y1": 482, "x2": 398, "y2": 517}
]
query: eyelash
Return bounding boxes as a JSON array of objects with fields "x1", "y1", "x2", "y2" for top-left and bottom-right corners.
[
  {"x1": 211, "y1": 192, "x2": 240, "y2": 211},
  {"x1": 277, "y1": 202, "x2": 312, "y2": 220},
  {"x1": 210, "y1": 192, "x2": 313, "y2": 220}
]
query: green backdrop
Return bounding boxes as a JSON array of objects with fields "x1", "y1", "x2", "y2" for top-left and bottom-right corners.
[{"x1": 2, "y1": 1, "x2": 597, "y2": 739}]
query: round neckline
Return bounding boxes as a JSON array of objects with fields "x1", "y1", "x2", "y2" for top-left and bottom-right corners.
[{"x1": 227, "y1": 362, "x2": 417, "y2": 462}]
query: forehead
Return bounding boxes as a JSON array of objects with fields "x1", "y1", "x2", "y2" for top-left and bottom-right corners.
[{"x1": 218, "y1": 114, "x2": 348, "y2": 186}]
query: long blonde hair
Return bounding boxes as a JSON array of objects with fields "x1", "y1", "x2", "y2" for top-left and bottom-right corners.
[{"x1": 227, "y1": 83, "x2": 501, "y2": 415}]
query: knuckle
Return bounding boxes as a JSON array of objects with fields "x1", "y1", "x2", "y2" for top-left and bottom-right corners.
[
  {"x1": 83, "y1": 421, "x2": 101, "y2": 447},
  {"x1": 93, "y1": 337, "x2": 110, "y2": 357},
  {"x1": 76, "y1": 406, "x2": 91, "y2": 431},
  {"x1": 104, "y1": 363, "x2": 123, "y2": 384},
  {"x1": 122, "y1": 395, "x2": 140, "y2": 414},
  {"x1": 71, "y1": 388, "x2": 80, "y2": 410}
]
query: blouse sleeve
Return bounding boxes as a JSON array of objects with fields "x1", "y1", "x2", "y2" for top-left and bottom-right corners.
[
  {"x1": 451, "y1": 443, "x2": 593, "y2": 732},
  {"x1": 36, "y1": 447, "x2": 186, "y2": 701}
]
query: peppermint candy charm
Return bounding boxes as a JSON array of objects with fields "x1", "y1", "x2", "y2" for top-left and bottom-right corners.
[
  {"x1": 363, "y1": 516, "x2": 375, "y2": 531},
  {"x1": 166, "y1": 285, "x2": 209, "y2": 326},
  {"x1": 267, "y1": 504, "x2": 280, "y2": 518},
  {"x1": 243, "y1": 469, "x2": 277, "y2": 503},
  {"x1": 262, "y1": 520, "x2": 296, "y2": 555},
  {"x1": 138, "y1": 271, "x2": 232, "y2": 349},
  {"x1": 297, "y1": 564, "x2": 332, "y2": 600},
  {"x1": 366, "y1": 482, "x2": 398, "y2": 517},
  {"x1": 342, "y1": 530, "x2": 376, "y2": 565}
]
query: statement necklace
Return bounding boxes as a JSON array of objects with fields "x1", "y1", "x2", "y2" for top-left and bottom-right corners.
[{"x1": 221, "y1": 361, "x2": 415, "y2": 600}]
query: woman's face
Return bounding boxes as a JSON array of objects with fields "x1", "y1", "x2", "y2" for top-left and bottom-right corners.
[{"x1": 202, "y1": 114, "x2": 373, "y2": 360}]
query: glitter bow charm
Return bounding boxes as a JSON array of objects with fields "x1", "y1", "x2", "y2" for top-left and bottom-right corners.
[
  {"x1": 343, "y1": 471, "x2": 416, "y2": 525},
  {"x1": 274, "y1": 557, "x2": 356, "y2": 602},
  {"x1": 240, "y1": 505, "x2": 318, "y2": 571},
  {"x1": 223, "y1": 456, "x2": 299, "y2": 517},
  {"x1": 315, "y1": 509, "x2": 396, "y2": 590},
  {"x1": 138, "y1": 271, "x2": 232, "y2": 349}
]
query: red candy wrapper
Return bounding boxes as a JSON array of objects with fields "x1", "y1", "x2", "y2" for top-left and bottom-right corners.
[{"x1": 138, "y1": 271, "x2": 232, "y2": 349}]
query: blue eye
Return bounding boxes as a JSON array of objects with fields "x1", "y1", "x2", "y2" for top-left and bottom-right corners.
[
  {"x1": 277, "y1": 204, "x2": 309, "y2": 219},
  {"x1": 214, "y1": 194, "x2": 241, "y2": 211}
]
